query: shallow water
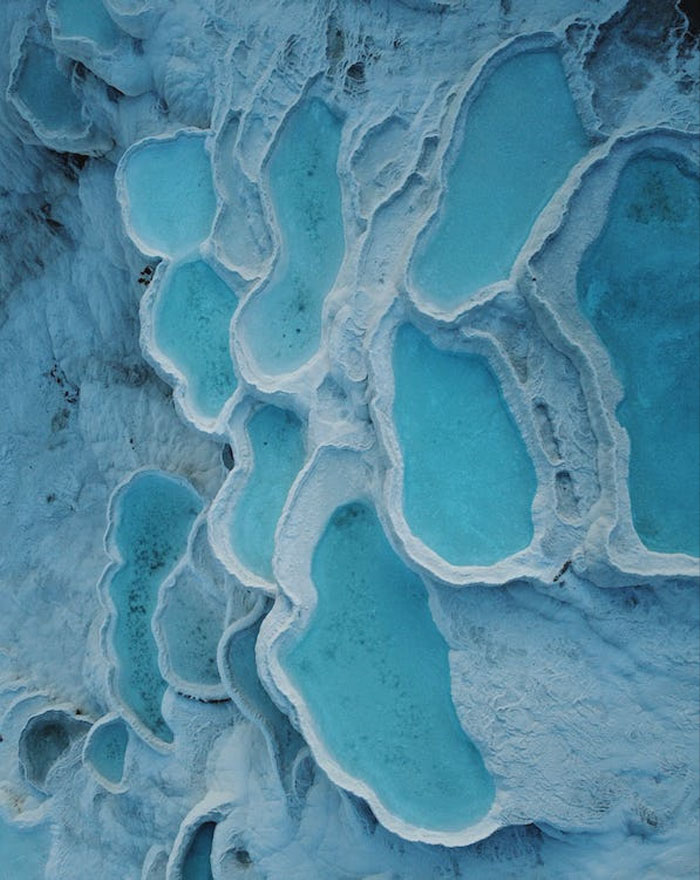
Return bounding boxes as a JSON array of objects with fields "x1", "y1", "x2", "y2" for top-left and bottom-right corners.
[
  {"x1": 578, "y1": 154, "x2": 700, "y2": 556},
  {"x1": 110, "y1": 472, "x2": 201, "y2": 741},
  {"x1": 122, "y1": 133, "x2": 216, "y2": 258},
  {"x1": 238, "y1": 99, "x2": 345, "y2": 374},
  {"x1": 224, "y1": 607, "x2": 304, "y2": 764},
  {"x1": 85, "y1": 717, "x2": 128, "y2": 785},
  {"x1": 160, "y1": 568, "x2": 225, "y2": 689},
  {"x1": 230, "y1": 406, "x2": 305, "y2": 580},
  {"x1": 15, "y1": 42, "x2": 85, "y2": 133},
  {"x1": 182, "y1": 822, "x2": 215, "y2": 880},
  {"x1": 392, "y1": 323, "x2": 536, "y2": 566},
  {"x1": 412, "y1": 49, "x2": 589, "y2": 306},
  {"x1": 154, "y1": 260, "x2": 238, "y2": 419},
  {"x1": 53, "y1": 0, "x2": 121, "y2": 48},
  {"x1": 282, "y1": 501, "x2": 494, "y2": 831}
]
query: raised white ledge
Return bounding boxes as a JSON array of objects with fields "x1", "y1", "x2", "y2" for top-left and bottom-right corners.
[
  {"x1": 257, "y1": 442, "x2": 510, "y2": 846},
  {"x1": 98, "y1": 467, "x2": 203, "y2": 753}
]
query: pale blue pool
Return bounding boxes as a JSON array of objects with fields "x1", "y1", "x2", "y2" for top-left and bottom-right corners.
[
  {"x1": 230, "y1": 406, "x2": 306, "y2": 580},
  {"x1": 182, "y1": 822, "x2": 215, "y2": 880},
  {"x1": 154, "y1": 260, "x2": 238, "y2": 419},
  {"x1": 53, "y1": 0, "x2": 121, "y2": 48},
  {"x1": 85, "y1": 717, "x2": 128, "y2": 785},
  {"x1": 0, "y1": 815, "x2": 51, "y2": 880},
  {"x1": 282, "y1": 501, "x2": 494, "y2": 832},
  {"x1": 224, "y1": 609, "x2": 304, "y2": 759},
  {"x1": 14, "y1": 42, "x2": 85, "y2": 133},
  {"x1": 122, "y1": 133, "x2": 216, "y2": 258},
  {"x1": 578, "y1": 153, "x2": 700, "y2": 556},
  {"x1": 238, "y1": 99, "x2": 345, "y2": 374},
  {"x1": 392, "y1": 324, "x2": 536, "y2": 566},
  {"x1": 110, "y1": 472, "x2": 201, "y2": 742},
  {"x1": 160, "y1": 572, "x2": 225, "y2": 689},
  {"x1": 411, "y1": 49, "x2": 589, "y2": 306}
]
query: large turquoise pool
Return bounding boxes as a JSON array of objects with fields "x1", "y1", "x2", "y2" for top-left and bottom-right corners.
[
  {"x1": 110, "y1": 472, "x2": 201, "y2": 741},
  {"x1": 282, "y1": 501, "x2": 494, "y2": 832},
  {"x1": 411, "y1": 49, "x2": 589, "y2": 307},
  {"x1": 578, "y1": 153, "x2": 700, "y2": 557},
  {"x1": 238, "y1": 99, "x2": 345, "y2": 374},
  {"x1": 392, "y1": 323, "x2": 537, "y2": 566}
]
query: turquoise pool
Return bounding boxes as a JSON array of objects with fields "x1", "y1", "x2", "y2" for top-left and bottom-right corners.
[
  {"x1": 238, "y1": 99, "x2": 345, "y2": 374},
  {"x1": 230, "y1": 406, "x2": 306, "y2": 580},
  {"x1": 578, "y1": 153, "x2": 700, "y2": 556},
  {"x1": 121, "y1": 133, "x2": 216, "y2": 258},
  {"x1": 84, "y1": 716, "x2": 128, "y2": 785},
  {"x1": 411, "y1": 49, "x2": 589, "y2": 307},
  {"x1": 110, "y1": 472, "x2": 201, "y2": 742},
  {"x1": 182, "y1": 822, "x2": 215, "y2": 880},
  {"x1": 392, "y1": 323, "x2": 537, "y2": 566},
  {"x1": 52, "y1": 0, "x2": 121, "y2": 48},
  {"x1": 153, "y1": 260, "x2": 238, "y2": 420},
  {"x1": 282, "y1": 501, "x2": 494, "y2": 832},
  {"x1": 14, "y1": 41, "x2": 85, "y2": 134}
]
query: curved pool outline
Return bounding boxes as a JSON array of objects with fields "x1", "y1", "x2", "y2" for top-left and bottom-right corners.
[
  {"x1": 81, "y1": 711, "x2": 130, "y2": 794},
  {"x1": 216, "y1": 595, "x2": 305, "y2": 792},
  {"x1": 138, "y1": 255, "x2": 242, "y2": 436},
  {"x1": 524, "y1": 125, "x2": 700, "y2": 582},
  {"x1": 5, "y1": 23, "x2": 112, "y2": 155},
  {"x1": 152, "y1": 513, "x2": 234, "y2": 704},
  {"x1": 115, "y1": 128, "x2": 218, "y2": 262},
  {"x1": 45, "y1": 0, "x2": 152, "y2": 97},
  {"x1": 165, "y1": 798, "x2": 234, "y2": 880},
  {"x1": 368, "y1": 296, "x2": 557, "y2": 588},
  {"x1": 402, "y1": 29, "x2": 600, "y2": 324},
  {"x1": 257, "y1": 442, "x2": 511, "y2": 846},
  {"x1": 207, "y1": 394, "x2": 310, "y2": 596},
  {"x1": 97, "y1": 467, "x2": 203, "y2": 752},
  {"x1": 229, "y1": 91, "x2": 350, "y2": 396}
]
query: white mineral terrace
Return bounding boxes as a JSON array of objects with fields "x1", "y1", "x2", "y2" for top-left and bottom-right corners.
[{"x1": 0, "y1": 0, "x2": 698, "y2": 877}]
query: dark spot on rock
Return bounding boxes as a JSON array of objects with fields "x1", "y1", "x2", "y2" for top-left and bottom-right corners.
[
  {"x1": 106, "y1": 85, "x2": 124, "y2": 102},
  {"x1": 221, "y1": 443, "x2": 235, "y2": 470},
  {"x1": 346, "y1": 61, "x2": 365, "y2": 83},
  {"x1": 553, "y1": 559, "x2": 571, "y2": 583},
  {"x1": 46, "y1": 493, "x2": 56, "y2": 503},
  {"x1": 51, "y1": 408, "x2": 70, "y2": 432}
]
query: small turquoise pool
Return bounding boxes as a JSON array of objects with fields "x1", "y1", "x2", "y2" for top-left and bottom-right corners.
[
  {"x1": 121, "y1": 132, "x2": 216, "y2": 258},
  {"x1": 153, "y1": 260, "x2": 238, "y2": 420},
  {"x1": 14, "y1": 41, "x2": 85, "y2": 134},
  {"x1": 392, "y1": 323, "x2": 537, "y2": 566},
  {"x1": 110, "y1": 472, "x2": 201, "y2": 741},
  {"x1": 85, "y1": 716, "x2": 128, "y2": 785},
  {"x1": 282, "y1": 501, "x2": 494, "y2": 832},
  {"x1": 238, "y1": 99, "x2": 345, "y2": 374},
  {"x1": 230, "y1": 406, "x2": 306, "y2": 580},
  {"x1": 52, "y1": 0, "x2": 121, "y2": 48},
  {"x1": 578, "y1": 153, "x2": 700, "y2": 556},
  {"x1": 411, "y1": 49, "x2": 589, "y2": 306},
  {"x1": 182, "y1": 822, "x2": 215, "y2": 880}
]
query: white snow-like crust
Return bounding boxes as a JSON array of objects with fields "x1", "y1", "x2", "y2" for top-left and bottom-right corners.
[{"x1": 0, "y1": 0, "x2": 698, "y2": 876}]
